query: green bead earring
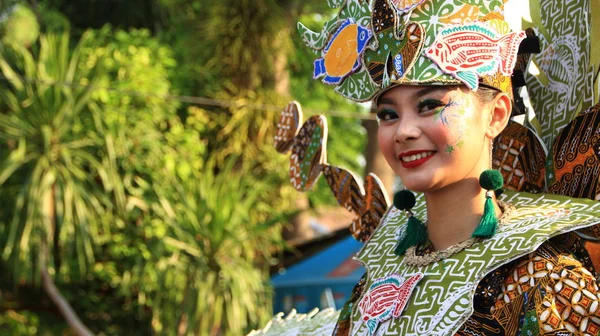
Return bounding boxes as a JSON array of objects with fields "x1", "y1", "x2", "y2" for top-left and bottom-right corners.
[
  {"x1": 472, "y1": 170, "x2": 504, "y2": 239},
  {"x1": 394, "y1": 190, "x2": 428, "y2": 256}
]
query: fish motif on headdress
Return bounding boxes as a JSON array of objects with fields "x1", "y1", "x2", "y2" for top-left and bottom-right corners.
[
  {"x1": 357, "y1": 273, "x2": 423, "y2": 335},
  {"x1": 313, "y1": 18, "x2": 373, "y2": 85},
  {"x1": 426, "y1": 22, "x2": 526, "y2": 90}
]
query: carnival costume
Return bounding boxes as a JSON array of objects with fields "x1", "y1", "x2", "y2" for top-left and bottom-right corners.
[{"x1": 250, "y1": 0, "x2": 600, "y2": 335}]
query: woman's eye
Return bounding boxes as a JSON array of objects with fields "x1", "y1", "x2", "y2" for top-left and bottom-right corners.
[
  {"x1": 417, "y1": 99, "x2": 445, "y2": 113},
  {"x1": 376, "y1": 108, "x2": 398, "y2": 121}
]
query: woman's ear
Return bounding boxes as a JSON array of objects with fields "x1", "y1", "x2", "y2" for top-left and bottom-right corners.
[{"x1": 486, "y1": 92, "x2": 511, "y2": 139}]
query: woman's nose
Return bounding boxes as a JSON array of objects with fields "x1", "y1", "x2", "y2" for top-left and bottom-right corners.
[{"x1": 393, "y1": 119, "x2": 421, "y2": 143}]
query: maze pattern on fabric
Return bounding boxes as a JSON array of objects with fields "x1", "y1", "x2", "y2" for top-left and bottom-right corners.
[
  {"x1": 492, "y1": 120, "x2": 547, "y2": 193},
  {"x1": 350, "y1": 191, "x2": 600, "y2": 335},
  {"x1": 547, "y1": 105, "x2": 600, "y2": 201},
  {"x1": 524, "y1": 0, "x2": 594, "y2": 148}
]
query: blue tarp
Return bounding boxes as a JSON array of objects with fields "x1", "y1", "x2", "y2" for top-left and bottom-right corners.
[{"x1": 271, "y1": 236, "x2": 365, "y2": 313}]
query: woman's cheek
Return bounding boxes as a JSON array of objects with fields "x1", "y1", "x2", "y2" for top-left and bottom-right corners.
[
  {"x1": 378, "y1": 126, "x2": 397, "y2": 162},
  {"x1": 433, "y1": 95, "x2": 472, "y2": 154},
  {"x1": 443, "y1": 113, "x2": 468, "y2": 154}
]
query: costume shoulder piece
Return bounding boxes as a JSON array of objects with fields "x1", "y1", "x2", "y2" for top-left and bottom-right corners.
[{"x1": 350, "y1": 191, "x2": 600, "y2": 335}]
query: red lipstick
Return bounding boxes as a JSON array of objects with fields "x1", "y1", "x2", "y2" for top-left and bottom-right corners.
[{"x1": 398, "y1": 150, "x2": 435, "y2": 169}]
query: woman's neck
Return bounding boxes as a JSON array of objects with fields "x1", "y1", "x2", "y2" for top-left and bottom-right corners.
[{"x1": 423, "y1": 177, "x2": 501, "y2": 251}]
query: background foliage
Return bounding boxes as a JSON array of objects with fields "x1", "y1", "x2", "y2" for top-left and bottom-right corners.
[{"x1": 0, "y1": 0, "x2": 368, "y2": 335}]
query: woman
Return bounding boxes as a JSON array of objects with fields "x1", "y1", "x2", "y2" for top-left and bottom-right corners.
[
  {"x1": 332, "y1": 84, "x2": 600, "y2": 335},
  {"x1": 254, "y1": 0, "x2": 600, "y2": 335}
]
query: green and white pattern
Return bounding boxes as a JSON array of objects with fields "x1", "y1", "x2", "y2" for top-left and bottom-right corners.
[
  {"x1": 335, "y1": 68, "x2": 379, "y2": 101},
  {"x1": 524, "y1": 0, "x2": 595, "y2": 149},
  {"x1": 350, "y1": 190, "x2": 600, "y2": 335}
]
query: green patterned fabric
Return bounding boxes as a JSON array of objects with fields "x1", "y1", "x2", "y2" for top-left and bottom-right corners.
[
  {"x1": 523, "y1": 0, "x2": 595, "y2": 149},
  {"x1": 350, "y1": 190, "x2": 600, "y2": 335}
]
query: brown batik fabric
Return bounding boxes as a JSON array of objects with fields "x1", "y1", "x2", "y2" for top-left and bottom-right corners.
[{"x1": 457, "y1": 238, "x2": 600, "y2": 335}]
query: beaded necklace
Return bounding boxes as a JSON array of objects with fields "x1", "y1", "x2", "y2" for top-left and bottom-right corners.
[{"x1": 403, "y1": 202, "x2": 516, "y2": 267}]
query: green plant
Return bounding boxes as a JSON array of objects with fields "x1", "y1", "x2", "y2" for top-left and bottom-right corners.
[
  {"x1": 0, "y1": 31, "x2": 123, "y2": 334},
  {"x1": 141, "y1": 159, "x2": 287, "y2": 335},
  {"x1": 0, "y1": 32, "x2": 122, "y2": 282}
]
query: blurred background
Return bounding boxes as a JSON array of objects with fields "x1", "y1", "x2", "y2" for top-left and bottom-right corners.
[{"x1": 0, "y1": 1, "x2": 393, "y2": 335}]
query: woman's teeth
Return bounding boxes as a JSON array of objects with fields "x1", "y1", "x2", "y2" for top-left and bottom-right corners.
[{"x1": 402, "y1": 151, "x2": 434, "y2": 162}]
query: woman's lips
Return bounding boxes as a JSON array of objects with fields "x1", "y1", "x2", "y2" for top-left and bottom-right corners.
[{"x1": 398, "y1": 150, "x2": 436, "y2": 169}]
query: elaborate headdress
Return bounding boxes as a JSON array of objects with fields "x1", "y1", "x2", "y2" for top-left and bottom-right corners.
[{"x1": 299, "y1": 0, "x2": 530, "y2": 101}]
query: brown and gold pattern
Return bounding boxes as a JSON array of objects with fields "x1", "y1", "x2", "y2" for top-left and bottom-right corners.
[
  {"x1": 492, "y1": 121, "x2": 547, "y2": 193},
  {"x1": 454, "y1": 240, "x2": 600, "y2": 335},
  {"x1": 322, "y1": 165, "x2": 390, "y2": 242},
  {"x1": 274, "y1": 101, "x2": 302, "y2": 153},
  {"x1": 547, "y1": 105, "x2": 600, "y2": 201},
  {"x1": 322, "y1": 165, "x2": 364, "y2": 213},
  {"x1": 372, "y1": 0, "x2": 397, "y2": 34}
]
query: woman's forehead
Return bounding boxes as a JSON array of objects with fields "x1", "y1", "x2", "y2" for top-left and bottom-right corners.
[{"x1": 376, "y1": 85, "x2": 462, "y2": 105}]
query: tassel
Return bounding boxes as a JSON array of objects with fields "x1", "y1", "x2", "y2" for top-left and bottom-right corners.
[
  {"x1": 472, "y1": 170, "x2": 504, "y2": 239},
  {"x1": 393, "y1": 190, "x2": 427, "y2": 256},
  {"x1": 395, "y1": 215, "x2": 427, "y2": 256},
  {"x1": 472, "y1": 193, "x2": 498, "y2": 238}
]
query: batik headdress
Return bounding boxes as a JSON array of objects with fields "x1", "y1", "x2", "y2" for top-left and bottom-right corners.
[{"x1": 299, "y1": 0, "x2": 528, "y2": 101}]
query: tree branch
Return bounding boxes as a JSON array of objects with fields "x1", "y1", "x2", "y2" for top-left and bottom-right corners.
[{"x1": 41, "y1": 266, "x2": 94, "y2": 336}]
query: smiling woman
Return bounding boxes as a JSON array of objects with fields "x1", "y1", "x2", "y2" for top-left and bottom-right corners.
[
  {"x1": 374, "y1": 85, "x2": 511, "y2": 252},
  {"x1": 253, "y1": 0, "x2": 600, "y2": 335}
]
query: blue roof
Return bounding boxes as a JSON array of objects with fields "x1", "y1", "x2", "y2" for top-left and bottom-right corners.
[{"x1": 271, "y1": 235, "x2": 365, "y2": 288}]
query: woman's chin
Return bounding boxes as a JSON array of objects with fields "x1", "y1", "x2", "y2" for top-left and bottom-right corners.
[{"x1": 400, "y1": 179, "x2": 435, "y2": 193}]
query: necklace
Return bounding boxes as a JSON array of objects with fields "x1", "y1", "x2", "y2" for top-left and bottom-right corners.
[{"x1": 403, "y1": 202, "x2": 516, "y2": 267}]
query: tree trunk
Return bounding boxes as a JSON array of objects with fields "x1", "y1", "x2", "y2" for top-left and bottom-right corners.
[
  {"x1": 42, "y1": 186, "x2": 94, "y2": 336},
  {"x1": 362, "y1": 104, "x2": 397, "y2": 199},
  {"x1": 41, "y1": 263, "x2": 94, "y2": 336}
]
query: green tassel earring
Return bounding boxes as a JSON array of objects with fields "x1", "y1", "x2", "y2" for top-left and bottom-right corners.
[
  {"x1": 394, "y1": 190, "x2": 427, "y2": 256},
  {"x1": 472, "y1": 170, "x2": 504, "y2": 239}
]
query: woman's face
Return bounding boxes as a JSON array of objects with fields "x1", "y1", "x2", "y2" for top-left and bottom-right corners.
[{"x1": 376, "y1": 85, "x2": 491, "y2": 192}]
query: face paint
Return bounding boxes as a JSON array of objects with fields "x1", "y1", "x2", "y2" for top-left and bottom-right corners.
[
  {"x1": 377, "y1": 85, "x2": 491, "y2": 192},
  {"x1": 433, "y1": 92, "x2": 469, "y2": 155}
]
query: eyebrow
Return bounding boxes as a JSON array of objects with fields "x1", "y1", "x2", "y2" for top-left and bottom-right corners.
[
  {"x1": 377, "y1": 86, "x2": 451, "y2": 106},
  {"x1": 414, "y1": 86, "x2": 450, "y2": 98}
]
